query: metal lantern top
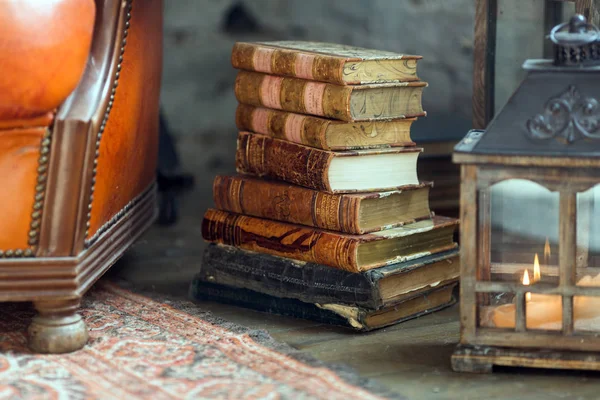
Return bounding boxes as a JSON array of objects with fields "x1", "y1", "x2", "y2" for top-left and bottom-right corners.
[
  {"x1": 454, "y1": 16, "x2": 600, "y2": 161},
  {"x1": 552, "y1": 14, "x2": 600, "y2": 67}
]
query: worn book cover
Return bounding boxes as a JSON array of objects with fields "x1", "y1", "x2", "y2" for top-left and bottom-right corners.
[
  {"x1": 232, "y1": 41, "x2": 421, "y2": 85},
  {"x1": 235, "y1": 104, "x2": 416, "y2": 150},
  {"x1": 190, "y1": 278, "x2": 457, "y2": 331},
  {"x1": 236, "y1": 132, "x2": 422, "y2": 193},
  {"x1": 235, "y1": 71, "x2": 427, "y2": 121},
  {"x1": 213, "y1": 175, "x2": 432, "y2": 234},
  {"x1": 200, "y1": 244, "x2": 459, "y2": 310},
  {"x1": 201, "y1": 209, "x2": 458, "y2": 272}
]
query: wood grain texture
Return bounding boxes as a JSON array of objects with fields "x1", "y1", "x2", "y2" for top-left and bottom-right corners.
[
  {"x1": 0, "y1": 0, "x2": 95, "y2": 120},
  {"x1": 472, "y1": 0, "x2": 497, "y2": 129},
  {"x1": 459, "y1": 165, "x2": 478, "y2": 343},
  {"x1": 28, "y1": 298, "x2": 88, "y2": 354},
  {"x1": 559, "y1": 191, "x2": 577, "y2": 335},
  {"x1": 453, "y1": 345, "x2": 600, "y2": 373},
  {"x1": 0, "y1": 184, "x2": 156, "y2": 303},
  {"x1": 87, "y1": 0, "x2": 162, "y2": 242},
  {"x1": 454, "y1": 152, "x2": 600, "y2": 167}
]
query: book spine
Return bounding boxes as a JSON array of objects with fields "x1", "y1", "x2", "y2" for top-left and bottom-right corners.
[
  {"x1": 201, "y1": 209, "x2": 361, "y2": 272},
  {"x1": 231, "y1": 42, "x2": 346, "y2": 84},
  {"x1": 235, "y1": 132, "x2": 333, "y2": 192},
  {"x1": 213, "y1": 176, "x2": 363, "y2": 234},
  {"x1": 200, "y1": 244, "x2": 380, "y2": 309},
  {"x1": 235, "y1": 71, "x2": 354, "y2": 121},
  {"x1": 235, "y1": 104, "x2": 331, "y2": 149}
]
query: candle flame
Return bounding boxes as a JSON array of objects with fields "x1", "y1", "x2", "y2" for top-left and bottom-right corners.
[
  {"x1": 523, "y1": 269, "x2": 530, "y2": 286},
  {"x1": 523, "y1": 269, "x2": 531, "y2": 301},
  {"x1": 544, "y1": 237, "x2": 551, "y2": 260},
  {"x1": 534, "y1": 253, "x2": 541, "y2": 283}
]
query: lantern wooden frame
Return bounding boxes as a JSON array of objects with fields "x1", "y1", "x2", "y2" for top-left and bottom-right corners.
[{"x1": 451, "y1": 149, "x2": 600, "y2": 372}]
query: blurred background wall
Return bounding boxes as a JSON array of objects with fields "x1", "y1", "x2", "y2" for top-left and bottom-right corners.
[
  {"x1": 160, "y1": 0, "x2": 475, "y2": 149},
  {"x1": 156, "y1": 0, "x2": 573, "y2": 226}
]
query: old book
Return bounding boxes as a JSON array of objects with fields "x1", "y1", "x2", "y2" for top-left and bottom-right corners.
[
  {"x1": 201, "y1": 209, "x2": 458, "y2": 272},
  {"x1": 231, "y1": 41, "x2": 422, "y2": 85},
  {"x1": 190, "y1": 278, "x2": 457, "y2": 331},
  {"x1": 213, "y1": 175, "x2": 432, "y2": 234},
  {"x1": 235, "y1": 104, "x2": 416, "y2": 150},
  {"x1": 234, "y1": 71, "x2": 427, "y2": 122},
  {"x1": 236, "y1": 132, "x2": 421, "y2": 193},
  {"x1": 200, "y1": 244, "x2": 460, "y2": 310}
]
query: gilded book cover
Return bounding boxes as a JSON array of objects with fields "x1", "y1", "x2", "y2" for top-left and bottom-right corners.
[
  {"x1": 213, "y1": 175, "x2": 432, "y2": 234},
  {"x1": 235, "y1": 104, "x2": 416, "y2": 150},
  {"x1": 232, "y1": 41, "x2": 422, "y2": 84},
  {"x1": 235, "y1": 132, "x2": 422, "y2": 193},
  {"x1": 235, "y1": 71, "x2": 427, "y2": 122},
  {"x1": 201, "y1": 208, "x2": 458, "y2": 272}
]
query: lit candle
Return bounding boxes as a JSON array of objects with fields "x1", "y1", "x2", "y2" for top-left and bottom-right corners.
[
  {"x1": 533, "y1": 253, "x2": 541, "y2": 283},
  {"x1": 544, "y1": 237, "x2": 551, "y2": 266},
  {"x1": 485, "y1": 253, "x2": 562, "y2": 329},
  {"x1": 523, "y1": 268, "x2": 531, "y2": 302}
]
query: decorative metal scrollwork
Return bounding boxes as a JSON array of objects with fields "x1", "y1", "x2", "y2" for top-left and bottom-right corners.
[{"x1": 525, "y1": 85, "x2": 600, "y2": 144}]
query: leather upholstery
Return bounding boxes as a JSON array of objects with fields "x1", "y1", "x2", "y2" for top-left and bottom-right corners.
[
  {"x1": 87, "y1": 0, "x2": 162, "y2": 239},
  {"x1": 0, "y1": 0, "x2": 95, "y2": 122},
  {"x1": 0, "y1": 128, "x2": 46, "y2": 250}
]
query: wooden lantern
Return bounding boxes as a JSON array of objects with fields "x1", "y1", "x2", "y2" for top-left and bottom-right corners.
[{"x1": 452, "y1": 15, "x2": 600, "y2": 373}]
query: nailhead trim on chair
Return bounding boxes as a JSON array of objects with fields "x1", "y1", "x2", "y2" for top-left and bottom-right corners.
[
  {"x1": 85, "y1": 183, "x2": 154, "y2": 247},
  {"x1": 84, "y1": 0, "x2": 132, "y2": 246},
  {"x1": 0, "y1": 128, "x2": 51, "y2": 258}
]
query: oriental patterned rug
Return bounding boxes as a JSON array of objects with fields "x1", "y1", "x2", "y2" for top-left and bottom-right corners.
[{"x1": 0, "y1": 283, "x2": 398, "y2": 400}]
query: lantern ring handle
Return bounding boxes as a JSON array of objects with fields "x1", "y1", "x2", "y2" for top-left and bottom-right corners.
[{"x1": 549, "y1": 21, "x2": 600, "y2": 46}]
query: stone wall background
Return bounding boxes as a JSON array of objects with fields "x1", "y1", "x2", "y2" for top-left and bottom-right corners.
[
  {"x1": 157, "y1": 1, "x2": 562, "y2": 229},
  {"x1": 160, "y1": 0, "x2": 476, "y2": 145}
]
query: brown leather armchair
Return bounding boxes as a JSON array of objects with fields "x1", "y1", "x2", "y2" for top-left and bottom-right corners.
[{"x1": 0, "y1": 0, "x2": 162, "y2": 353}]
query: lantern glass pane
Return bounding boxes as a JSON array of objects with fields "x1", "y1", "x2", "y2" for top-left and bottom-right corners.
[
  {"x1": 574, "y1": 185, "x2": 600, "y2": 332},
  {"x1": 478, "y1": 179, "x2": 561, "y2": 330}
]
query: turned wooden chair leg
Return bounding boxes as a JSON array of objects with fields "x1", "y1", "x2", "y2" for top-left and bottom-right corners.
[{"x1": 28, "y1": 298, "x2": 89, "y2": 354}]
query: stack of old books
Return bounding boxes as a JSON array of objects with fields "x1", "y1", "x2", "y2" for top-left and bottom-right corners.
[{"x1": 192, "y1": 41, "x2": 460, "y2": 331}]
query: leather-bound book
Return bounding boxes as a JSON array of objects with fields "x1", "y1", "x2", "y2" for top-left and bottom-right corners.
[
  {"x1": 201, "y1": 209, "x2": 458, "y2": 272},
  {"x1": 190, "y1": 279, "x2": 457, "y2": 332},
  {"x1": 235, "y1": 104, "x2": 416, "y2": 150},
  {"x1": 235, "y1": 132, "x2": 422, "y2": 193},
  {"x1": 234, "y1": 71, "x2": 426, "y2": 121},
  {"x1": 213, "y1": 175, "x2": 432, "y2": 234},
  {"x1": 199, "y1": 244, "x2": 459, "y2": 310},
  {"x1": 231, "y1": 41, "x2": 422, "y2": 85}
]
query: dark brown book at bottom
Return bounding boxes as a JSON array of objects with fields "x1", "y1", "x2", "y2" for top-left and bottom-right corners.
[
  {"x1": 190, "y1": 278, "x2": 457, "y2": 331},
  {"x1": 200, "y1": 244, "x2": 460, "y2": 309}
]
